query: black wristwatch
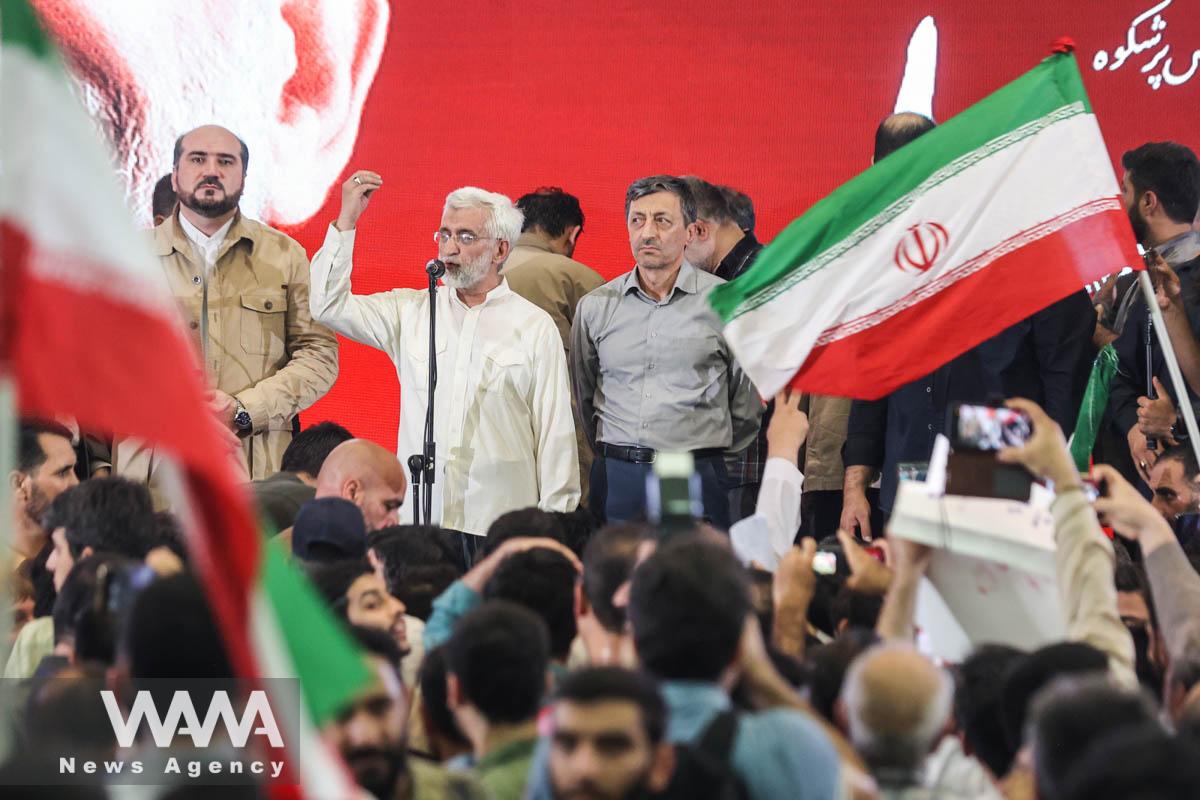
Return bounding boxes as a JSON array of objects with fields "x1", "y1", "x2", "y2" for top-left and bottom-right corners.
[{"x1": 233, "y1": 401, "x2": 252, "y2": 434}]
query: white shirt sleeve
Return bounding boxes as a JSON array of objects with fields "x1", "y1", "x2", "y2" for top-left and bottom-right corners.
[
  {"x1": 730, "y1": 457, "x2": 804, "y2": 570},
  {"x1": 308, "y1": 223, "x2": 408, "y2": 361},
  {"x1": 529, "y1": 321, "x2": 581, "y2": 511}
]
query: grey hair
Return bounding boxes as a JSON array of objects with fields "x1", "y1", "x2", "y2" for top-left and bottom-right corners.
[
  {"x1": 842, "y1": 643, "x2": 954, "y2": 774},
  {"x1": 443, "y1": 187, "x2": 524, "y2": 249},
  {"x1": 625, "y1": 175, "x2": 697, "y2": 225}
]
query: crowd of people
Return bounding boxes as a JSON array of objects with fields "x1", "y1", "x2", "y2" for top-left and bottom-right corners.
[{"x1": 7, "y1": 113, "x2": 1200, "y2": 799}]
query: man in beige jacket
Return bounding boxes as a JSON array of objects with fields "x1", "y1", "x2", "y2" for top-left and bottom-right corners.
[{"x1": 116, "y1": 125, "x2": 338, "y2": 499}]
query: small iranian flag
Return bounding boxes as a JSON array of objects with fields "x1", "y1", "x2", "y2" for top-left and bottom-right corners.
[
  {"x1": 0, "y1": 2, "x2": 368, "y2": 796},
  {"x1": 710, "y1": 48, "x2": 1141, "y2": 401}
]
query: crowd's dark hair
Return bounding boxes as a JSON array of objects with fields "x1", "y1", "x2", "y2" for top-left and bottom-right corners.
[
  {"x1": 52, "y1": 553, "x2": 137, "y2": 649},
  {"x1": 679, "y1": 176, "x2": 733, "y2": 224},
  {"x1": 1028, "y1": 676, "x2": 1158, "y2": 800},
  {"x1": 173, "y1": 127, "x2": 250, "y2": 175},
  {"x1": 1121, "y1": 142, "x2": 1200, "y2": 225},
  {"x1": 1157, "y1": 442, "x2": 1200, "y2": 481},
  {"x1": 305, "y1": 558, "x2": 374, "y2": 619},
  {"x1": 483, "y1": 548, "x2": 578, "y2": 661},
  {"x1": 999, "y1": 641, "x2": 1108, "y2": 752},
  {"x1": 582, "y1": 523, "x2": 647, "y2": 632},
  {"x1": 515, "y1": 187, "x2": 585, "y2": 238},
  {"x1": 805, "y1": 629, "x2": 881, "y2": 724},
  {"x1": 45, "y1": 478, "x2": 156, "y2": 561},
  {"x1": 152, "y1": 174, "x2": 177, "y2": 221},
  {"x1": 367, "y1": 526, "x2": 461, "y2": 620},
  {"x1": 419, "y1": 647, "x2": 471, "y2": 750},
  {"x1": 554, "y1": 667, "x2": 667, "y2": 744},
  {"x1": 18, "y1": 419, "x2": 73, "y2": 474},
  {"x1": 954, "y1": 643, "x2": 1024, "y2": 778},
  {"x1": 720, "y1": 185, "x2": 756, "y2": 233},
  {"x1": 443, "y1": 600, "x2": 549, "y2": 724},
  {"x1": 628, "y1": 534, "x2": 750, "y2": 681},
  {"x1": 280, "y1": 421, "x2": 354, "y2": 476},
  {"x1": 625, "y1": 175, "x2": 697, "y2": 225},
  {"x1": 483, "y1": 507, "x2": 565, "y2": 556},
  {"x1": 1060, "y1": 723, "x2": 1200, "y2": 800},
  {"x1": 873, "y1": 112, "x2": 936, "y2": 161}
]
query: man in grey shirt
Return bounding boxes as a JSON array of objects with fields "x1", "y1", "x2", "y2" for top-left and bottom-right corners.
[{"x1": 570, "y1": 175, "x2": 761, "y2": 529}]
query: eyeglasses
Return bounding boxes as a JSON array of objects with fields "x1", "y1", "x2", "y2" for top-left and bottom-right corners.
[{"x1": 433, "y1": 230, "x2": 495, "y2": 246}]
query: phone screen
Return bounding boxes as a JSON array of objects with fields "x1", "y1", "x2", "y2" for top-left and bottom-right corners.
[{"x1": 952, "y1": 404, "x2": 1033, "y2": 451}]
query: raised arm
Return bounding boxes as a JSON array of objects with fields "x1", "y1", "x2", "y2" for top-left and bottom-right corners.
[{"x1": 308, "y1": 170, "x2": 413, "y2": 361}]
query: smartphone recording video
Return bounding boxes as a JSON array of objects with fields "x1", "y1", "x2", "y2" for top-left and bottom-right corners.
[{"x1": 950, "y1": 404, "x2": 1033, "y2": 452}]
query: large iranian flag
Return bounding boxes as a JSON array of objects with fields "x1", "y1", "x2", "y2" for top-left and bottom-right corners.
[
  {"x1": 710, "y1": 48, "x2": 1141, "y2": 401},
  {"x1": 0, "y1": 2, "x2": 367, "y2": 796}
]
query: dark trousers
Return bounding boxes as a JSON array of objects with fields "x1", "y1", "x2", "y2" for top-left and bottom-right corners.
[{"x1": 590, "y1": 453, "x2": 732, "y2": 531}]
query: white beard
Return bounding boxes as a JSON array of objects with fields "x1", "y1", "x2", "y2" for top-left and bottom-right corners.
[{"x1": 443, "y1": 250, "x2": 493, "y2": 290}]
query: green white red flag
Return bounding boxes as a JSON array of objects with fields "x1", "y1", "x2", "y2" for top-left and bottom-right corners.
[
  {"x1": 0, "y1": 1, "x2": 369, "y2": 796},
  {"x1": 710, "y1": 48, "x2": 1141, "y2": 400}
]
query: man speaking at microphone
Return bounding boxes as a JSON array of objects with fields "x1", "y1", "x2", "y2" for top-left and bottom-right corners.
[{"x1": 309, "y1": 171, "x2": 579, "y2": 537}]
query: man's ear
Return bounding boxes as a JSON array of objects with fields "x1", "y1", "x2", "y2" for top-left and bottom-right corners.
[
  {"x1": 494, "y1": 238, "x2": 511, "y2": 268},
  {"x1": 9, "y1": 470, "x2": 28, "y2": 500},
  {"x1": 1141, "y1": 188, "x2": 1159, "y2": 217},
  {"x1": 342, "y1": 478, "x2": 362, "y2": 503},
  {"x1": 566, "y1": 225, "x2": 582, "y2": 247},
  {"x1": 367, "y1": 548, "x2": 384, "y2": 580},
  {"x1": 445, "y1": 672, "x2": 462, "y2": 711},
  {"x1": 693, "y1": 218, "x2": 712, "y2": 241},
  {"x1": 81, "y1": 546, "x2": 95, "y2": 561},
  {"x1": 648, "y1": 742, "x2": 676, "y2": 792}
]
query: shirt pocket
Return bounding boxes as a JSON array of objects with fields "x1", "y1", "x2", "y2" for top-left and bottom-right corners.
[
  {"x1": 239, "y1": 290, "x2": 288, "y2": 359},
  {"x1": 481, "y1": 347, "x2": 527, "y2": 396},
  {"x1": 660, "y1": 331, "x2": 722, "y2": 397}
]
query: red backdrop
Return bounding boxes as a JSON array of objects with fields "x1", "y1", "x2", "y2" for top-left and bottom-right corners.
[{"x1": 278, "y1": 0, "x2": 1200, "y2": 451}]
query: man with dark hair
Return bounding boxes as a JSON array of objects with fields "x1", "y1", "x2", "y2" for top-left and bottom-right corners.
[
  {"x1": 484, "y1": 506, "x2": 565, "y2": 555},
  {"x1": 251, "y1": 420, "x2": 353, "y2": 532},
  {"x1": 1059, "y1": 724, "x2": 1200, "y2": 800},
  {"x1": 416, "y1": 646, "x2": 473, "y2": 763},
  {"x1": 572, "y1": 175, "x2": 760, "y2": 528},
  {"x1": 151, "y1": 173, "x2": 177, "y2": 227},
  {"x1": 951, "y1": 644, "x2": 1024, "y2": 781},
  {"x1": 1147, "y1": 443, "x2": 1200, "y2": 521},
  {"x1": 115, "y1": 123, "x2": 339, "y2": 495},
  {"x1": 681, "y1": 176, "x2": 763, "y2": 282},
  {"x1": 306, "y1": 558, "x2": 411, "y2": 660},
  {"x1": 10, "y1": 419, "x2": 77, "y2": 561},
  {"x1": 44, "y1": 477, "x2": 157, "y2": 594},
  {"x1": 548, "y1": 667, "x2": 675, "y2": 800},
  {"x1": 720, "y1": 184, "x2": 756, "y2": 235},
  {"x1": 325, "y1": 626, "x2": 488, "y2": 800},
  {"x1": 575, "y1": 522, "x2": 645, "y2": 665},
  {"x1": 484, "y1": 548, "x2": 578, "y2": 667},
  {"x1": 626, "y1": 535, "x2": 840, "y2": 799},
  {"x1": 1107, "y1": 142, "x2": 1200, "y2": 486},
  {"x1": 1114, "y1": 561, "x2": 1166, "y2": 696},
  {"x1": 505, "y1": 188, "x2": 606, "y2": 504},
  {"x1": 367, "y1": 525, "x2": 462, "y2": 620},
  {"x1": 444, "y1": 601, "x2": 550, "y2": 800},
  {"x1": 1026, "y1": 676, "x2": 1159, "y2": 800}
]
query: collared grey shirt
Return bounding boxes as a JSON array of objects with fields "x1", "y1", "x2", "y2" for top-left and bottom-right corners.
[{"x1": 571, "y1": 261, "x2": 761, "y2": 453}]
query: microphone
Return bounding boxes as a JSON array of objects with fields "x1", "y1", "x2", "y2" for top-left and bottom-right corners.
[{"x1": 426, "y1": 259, "x2": 446, "y2": 278}]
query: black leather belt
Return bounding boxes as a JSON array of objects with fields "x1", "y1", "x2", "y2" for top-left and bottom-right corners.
[
  {"x1": 598, "y1": 443, "x2": 657, "y2": 463},
  {"x1": 598, "y1": 444, "x2": 724, "y2": 464}
]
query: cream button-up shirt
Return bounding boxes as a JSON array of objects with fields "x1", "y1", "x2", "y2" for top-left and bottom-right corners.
[{"x1": 309, "y1": 224, "x2": 580, "y2": 534}]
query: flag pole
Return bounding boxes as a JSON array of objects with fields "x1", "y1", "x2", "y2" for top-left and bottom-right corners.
[{"x1": 1138, "y1": 271, "x2": 1200, "y2": 467}]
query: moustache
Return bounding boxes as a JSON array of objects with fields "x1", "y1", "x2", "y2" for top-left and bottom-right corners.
[
  {"x1": 637, "y1": 239, "x2": 661, "y2": 249},
  {"x1": 196, "y1": 179, "x2": 224, "y2": 191}
]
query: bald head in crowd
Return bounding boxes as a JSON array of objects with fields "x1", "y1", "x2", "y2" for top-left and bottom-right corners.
[
  {"x1": 315, "y1": 440, "x2": 407, "y2": 531},
  {"x1": 841, "y1": 643, "x2": 953, "y2": 783}
]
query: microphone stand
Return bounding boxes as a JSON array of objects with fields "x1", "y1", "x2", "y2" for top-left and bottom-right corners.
[
  {"x1": 419, "y1": 259, "x2": 445, "y2": 525},
  {"x1": 406, "y1": 455, "x2": 424, "y2": 525}
]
